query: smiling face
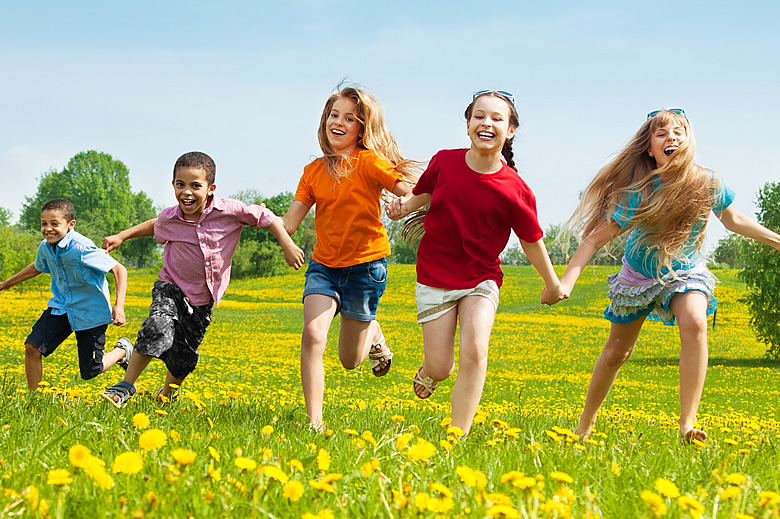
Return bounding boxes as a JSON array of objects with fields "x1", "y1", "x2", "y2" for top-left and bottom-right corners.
[
  {"x1": 466, "y1": 95, "x2": 516, "y2": 155},
  {"x1": 648, "y1": 119, "x2": 688, "y2": 168},
  {"x1": 172, "y1": 166, "x2": 216, "y2": 221},
  {"x1": 40, "y1": 209, "x2": 75, "y2": 244},
  {"x1": 325, "y1": 96, "x2": 362, "y2": 155}
]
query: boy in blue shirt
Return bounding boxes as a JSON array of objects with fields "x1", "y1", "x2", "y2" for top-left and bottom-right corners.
[{"x1": 0, "y1": 198, "x2": 132, "y2": 390}]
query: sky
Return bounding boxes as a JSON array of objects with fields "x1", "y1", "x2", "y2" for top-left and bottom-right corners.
[{"x1": 2, "y1": 0, "x2": 779, "y2": 253}]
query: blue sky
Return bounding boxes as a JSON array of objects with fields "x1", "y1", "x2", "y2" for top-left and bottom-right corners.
[{"x1": 2, "y1": 1, "x2": 779, "y2": 251}]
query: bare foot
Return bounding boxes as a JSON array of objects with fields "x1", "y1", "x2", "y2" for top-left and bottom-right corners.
[
  {"x1": 413, "y1": 366, "x2": 437, "y2": 399},
  {"x1": 574, "y1": 420, "x2": 594, "y2": 441},
  {"x1": 681, "y1": 428, "x2": 707, "y2": 444}
]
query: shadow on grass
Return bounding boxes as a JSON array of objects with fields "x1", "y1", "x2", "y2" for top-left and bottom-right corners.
[{"x1": 631, "y1": 357, "x2": 780, "y2": 368}]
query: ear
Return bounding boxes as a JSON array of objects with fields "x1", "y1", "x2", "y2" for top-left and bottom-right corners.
[
  {"x1": 68, "y1": 220, "x2": 76, "y2": 231},
  {"x1": 507, "y1": 126, "x2": 517, "y2": 140},
  {"x1": 207, "y1": 183, "x2": 217, "y2": 196}
]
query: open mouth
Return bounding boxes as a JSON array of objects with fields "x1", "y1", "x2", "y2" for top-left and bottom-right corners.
[
  {"x1": 180, "y1": 199, "x2": 197, "y2": 208},
  {"x1": 664, "y1": 146, "x2": 677, "y2": 156},
  {"x1": 478, "y1": 131, "x2": 495, "y2": 139},
  {"x1": 330, "y1": 129, "x2": 345, "y2": 136}
]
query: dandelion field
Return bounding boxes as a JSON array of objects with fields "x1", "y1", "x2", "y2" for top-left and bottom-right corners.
[{"x1": 2, "y1": 265, "x2": 780, "y2": 518}]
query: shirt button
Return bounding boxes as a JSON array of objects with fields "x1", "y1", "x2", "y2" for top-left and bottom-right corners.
[
  {"x1": 198, "y1": 224, "x2": 202, "y2": 228},
  {"x1": 206, "y1": 262, "x2": 210, "y2": 266}
]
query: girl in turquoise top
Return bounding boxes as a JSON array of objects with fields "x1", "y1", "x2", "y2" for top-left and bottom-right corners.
[{"x1": 554, "y1": 109, "x2": 780, "y2": 443}]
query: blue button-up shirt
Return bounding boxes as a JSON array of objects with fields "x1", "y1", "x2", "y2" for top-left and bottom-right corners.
[{"x1": 34, "y1": 230, "x2": 118, "y2": 331}]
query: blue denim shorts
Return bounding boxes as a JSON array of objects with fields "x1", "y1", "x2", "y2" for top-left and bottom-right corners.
[{"x1": 302, "y1": 259, "x2": 387, "y2": 321}]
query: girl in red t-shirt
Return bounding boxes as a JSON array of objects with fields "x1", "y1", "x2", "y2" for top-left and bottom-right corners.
[
  {"x1": 281, "y1": 84, "x2": 420, "y2": 431},
  {"x1": 387, "y1": 90, "x2": 562, "y2": 435}
]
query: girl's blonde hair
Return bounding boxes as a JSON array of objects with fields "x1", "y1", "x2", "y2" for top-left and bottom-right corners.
[
  {"x1": 565, "y1": 110, "x2": 722, "y2": 276},
  {"x1": 317, "y1": 84, "x2": 421, "y2": 185}
]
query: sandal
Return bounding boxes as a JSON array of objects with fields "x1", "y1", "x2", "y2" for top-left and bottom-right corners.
[
  {"x1": 114, "y1": 337, "x2": 133, "y2": 371},
  {"x1": 413, "y1": 366, "x2": 437, "y2": 399},
  {"x1": 155, "y1": 386, "x2": 179, "y2": 404},
  {"x1": 99, "y1": 381, "x2": 136, "y2": 409},
  {"x1": 368, "y1": 333, "x2": 393, "y2": 377}
]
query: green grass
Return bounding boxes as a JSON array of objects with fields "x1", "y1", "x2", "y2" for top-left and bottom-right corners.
[{"x1": 1, "y1": 265, "x2": 780, "y2": 518}]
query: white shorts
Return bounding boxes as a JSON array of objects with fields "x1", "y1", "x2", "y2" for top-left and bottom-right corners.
[{"x1": 415, "y1": 280, "x2": 500, "y2": 324}]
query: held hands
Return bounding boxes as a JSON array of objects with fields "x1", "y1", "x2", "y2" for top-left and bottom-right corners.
[
  {"x1": 102, "y1": 234, "x2": 124, "y2": 252},
  {"x1": 385, "y1": 193, "x2": 412, "y2": 221},
  {"x1": 112, "y1": 304, "x2": 126, "y2": 327},
  {"x1": 540, "y1": 283, "x2": 568, "y2": 306}
]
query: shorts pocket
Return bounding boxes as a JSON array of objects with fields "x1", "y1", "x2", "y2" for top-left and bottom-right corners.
[{"x1": 367, "y1": 259, "x2": 387, "y2": 284}]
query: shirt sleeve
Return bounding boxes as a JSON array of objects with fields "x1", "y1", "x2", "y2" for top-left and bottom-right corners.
[
  {"x1": 510, "y1": 182, "x2": 544, "y2": 243},
  {"x1": 611, "y1": 191, "x2": 641, "y2": 228},
  {"x1": 413, "y1": 152, "x2": 441, "y2": 196},
  {"x1": 711, "y1": 176, "x2": 736, "y2": 212},
  {"x1": 365, "y1": 152, "x2": 403, "y2": 192},
  {"x1": 33, "y1": 242, "x2": 50, "y2": 273},
  {"x1": 294, "y1": 163, "x2": 317, "y2": 207},
  {"x1": 79, "y1": 245, "x2": 119, "y2": 274},
  {"x1": 235, "y1": 200, "x2": 277, "y2": 228}
]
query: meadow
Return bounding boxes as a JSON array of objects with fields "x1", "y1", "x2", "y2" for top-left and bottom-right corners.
[{"x1": 1, "y1": 265, "x2": 780, "y2": 518}]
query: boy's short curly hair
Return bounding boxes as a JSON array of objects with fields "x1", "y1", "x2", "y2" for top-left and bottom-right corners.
[
  {"x1": 173, "y1": 151, "x2": 216, "y2": 185},
  {"x1": 41, "y1": 198, "x2": 75, "y2": 222}
]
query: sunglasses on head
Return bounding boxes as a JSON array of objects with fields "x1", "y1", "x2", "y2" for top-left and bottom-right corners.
[
  {"x1": 647, "y1": 108, "x2": 686, "y2": 120},
  {"x1": 473, "y1": 89, "x2": 515, "y2": 106}
]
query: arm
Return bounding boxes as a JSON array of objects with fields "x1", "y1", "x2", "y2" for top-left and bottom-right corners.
[
  {"x1": 716, "y1": 206, "x2": 780, "y2": 251},
  {"x1": 109, "y1": 263, "x2": 127, "y2": 326},
  {"x1": 266, "y1": 218, "x2": 305, "y2": 270},
  {"x1": 521, "y1": 239, "x2": 563, "y2": 305},
  {"x1": 279, "y1": 200, "x2": 311, "y2": 236},
  {"x1": 385, "y1": 192, "x2": 432, "y2": 221},
  {"x1": 0, "y1": 263, "x2": 41, "y2": 292},
  {"x1": 103, "y1": 218, "x2": 157, "y2": 252},
  {"x1": 558, "y1": 219, "x2": 622, "y2": 297}
]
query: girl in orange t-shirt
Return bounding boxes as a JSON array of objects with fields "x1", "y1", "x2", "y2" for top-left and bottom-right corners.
[{"x1": 281, "y1": 85, "x2": 420, "y2": 430}]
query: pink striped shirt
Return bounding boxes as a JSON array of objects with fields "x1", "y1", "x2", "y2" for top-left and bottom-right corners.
[{"x1": 154, "y1": 197, "x2": 275, "y2": 305}]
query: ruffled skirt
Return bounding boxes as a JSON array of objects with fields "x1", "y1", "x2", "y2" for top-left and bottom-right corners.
[{"x1": 604, "y1": 258, "x2": 717, "y2": 326}]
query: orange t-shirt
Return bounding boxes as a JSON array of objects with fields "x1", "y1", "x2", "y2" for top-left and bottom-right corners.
[{"x1": 294, "y1": 149, "x2": 402, "y2": 268}]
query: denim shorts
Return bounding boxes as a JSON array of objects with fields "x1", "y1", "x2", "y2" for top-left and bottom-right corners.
[
  {"x1": 302, "y1": 259, "x2": 387, "y2": 321},
  {"x1": 26, "y1": 308, "x2": 108, "y2": 380}
]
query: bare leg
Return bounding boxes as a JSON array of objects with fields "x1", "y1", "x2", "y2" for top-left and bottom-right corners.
[
  {"x1": 300, "y1": 294, "x2": 338, "y2": 430},
  {"x1": 670, "y1": 291, "x2": 709, "y2": 440},
  {"x1": 450, "y1": 296, "x2": 495, "y2": 435},
  {"x1": 101, "y1": 352, "x2": 153, "y2": 404},
  {"x1": 416, "y1": 308, "x2": 458, "y2": 397},
  {"x1": 24, "y1": 343, "x2": 43, "y2": 391},
  {"x1": 574, "y1": 317, "x2": 646, "y2": 439},
  {"x1": 337, "y1": 317, "x2": 380, "y2": 370},
  {"x1": 159, "y1": 370, "x2": 185, "y2": 399},
  {"x1": 100, "y1": 347, "x2": 126, "y2": 373}
]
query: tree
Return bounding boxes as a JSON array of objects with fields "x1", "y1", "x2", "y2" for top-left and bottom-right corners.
[
  {"x1": 739, "y1": 181, "x2": 780, "y2": 358},
  {"x1": 384, "y1": 214, "x2": 419, "y2": 264},
  {"x1": 229, "y1": 190, "x2": 316, "y2": 278},
  {"x1": 710, "y1": 233, "x2": 748, "y2": 269},
  {"x1": 0, "y1": 206, "x2": 11, "y2": 226},
  {"x1": 501, "y1": 244, "x2": 530, "y2": 266},
  {"x1": 0, "y1": 225, "x2": 47, "y2": 291},
  {"x1": 20, "y1": 151, "x2": 157, "y2": 267}
]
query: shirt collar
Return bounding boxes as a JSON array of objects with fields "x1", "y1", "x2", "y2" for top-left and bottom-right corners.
[
  {"x1": 55, "y1": 229, "x2": 75, "y2": 249},
  {"x1": 174, "y1": 196, "x2": 224, "y2": 222}
]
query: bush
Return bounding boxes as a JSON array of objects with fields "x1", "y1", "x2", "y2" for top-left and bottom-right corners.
[
  {"x1": 739, "y1": 181, "x2": 780, "y2": 358},
  {"x1": 0, "y1": 226, "x2": 48, "y2": 292}
]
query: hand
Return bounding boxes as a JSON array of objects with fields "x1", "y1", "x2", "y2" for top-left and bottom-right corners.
[
  {"x1": 103, "y1": 234, "x2": 124, "y2": 252},
  {"x1": 385, "y1": 197, "x2": 403, "y2": 220},
  {"x1": 112, "y1": 305, "x2": 126, "y2": 327},
  {"x1": 284, "y1": 244, "x2": 305, "y2": 270},
  {"x1": 540, "y1": 284, "x2": 567, "y2": 306}
]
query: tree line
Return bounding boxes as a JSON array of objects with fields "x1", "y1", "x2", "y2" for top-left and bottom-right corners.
[{"x1": 1, "y1": 151, "x2": 778, "y2": 357}]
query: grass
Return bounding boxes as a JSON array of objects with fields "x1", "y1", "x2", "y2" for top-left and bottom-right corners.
[{"x1": 1, "y1": 265, "x2": 780, "y2": 518}]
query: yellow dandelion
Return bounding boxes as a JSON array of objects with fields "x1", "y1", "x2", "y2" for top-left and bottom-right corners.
[
  {"x1": 640, "y1": 490, "x2": 667, "y2": 517},
  {"x1": 656, "y1": 478, "x2": 680, "y2": 498},
  {"x1": 549, "y1": 471, "x2": 574, "y2": 484},
  {"x1": 283, "y1": 480, "x2": 304, "y2": 502},
  {"x1": 440, "y1": 417, "x2": 452, "y2": 427},
  {"x1": 361, "y1": 458, "x2": 379, "y2": 477},
  {"x1": 68, "y1": 445, "x2": 91, "y2": 469},
  {"x1": 456, "y1": 465, "x2": 486, "y2": 488},
  {"x1": 486, "y1": 505, "x2": 520, "y2": 518},
  {"x1": 362, "y1": 430, "x2": 377, "y2": 447},
  {"x1": 440, "y1": 439, "x2": 452, "y2": 452},
  {"x1": 170, "y1": 448, "x2": 197, "y2": 466},
  {"x1": 234, "y1": 457, "x2": 257, "y2": 471},
  {"x1": 678, "y1": 495, "x2": 705, "y2": 515},
  {"x1": 289, "y1": 459, "x2": 304, "y2": 472},
  {"x1": 759, "y1": 491, "x2": 780, "y2": 506},
  {"x1": 208, "y1": 446, "x2": 220, "y2": 462},
  {"x1": 391, "y1": 415, "x2": 405, "y2": 422},
  {"x1": 720, "y1": 486, "x2": 741, "y2": 500},
  {"x1": 262, "y1": 465, "x2": 289, "y2": 483},
  {"x1": 486, "y1": 492, "x2": 512, "y2": 506},
  {"x1": 446, "y1": 426, "x2": 464, "y2": 438},
  {"x1": 111, "y1": 451, "x2": 144, "y2": 475},
  {"x1": 725, "y1": 473, "x2": 747, "y2": 486},
  {"x1": 407, "y1": 438, "x2": 437, "y2": 462},
  {"x1": 208, "y1": 464, "x2": 221, "y2": 481},
  {"x1": 316, "y1": 449, "x2": 331, "y2": 471},
  {"x1": 309, "y1": 479, "x2": 335, "y2": 493},
  {"x1": 169, "y1": 430, "x2": 180, "y2": 442},
  {"x1": 132, "y1": 413, "x2": 150, "y2": 430},
  {"x1": 261, "y1": 425, "x2": 273, "y2": 435},
  {"x1": 430, "y1": 482, "x2": 453, "y2": 498},
  {"x1": 396, "y1": 432, "x2": 413, "y2": 451},
  {"x1": 47, "y1": 469, "x2": 72, "y2": 486},
  {"x1": 344, "y1": 429, "x2": 359, "y2": 436},
  {"x1": 473, "y1": 414, "x2": 487, "y2": 424},
  {"x1": 138, "y1": 429, "x2": 167, "y2": 451}
]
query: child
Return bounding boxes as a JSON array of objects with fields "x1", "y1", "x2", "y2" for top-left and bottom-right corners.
[
  {"x1": 555, "y1": 108, "x2": 780, "y2": 442},
  {"x1": 100, "y1": 151, "x2": 304, "y2": 407},
  {"x1": 280, "y1": 85, "x2": 420, "y2": 430},
  {"x1": 386, "y1": 90, "x2": 562, "y2": 436},
  {"x1": 0, "y1": 198, "x2": 131, "y2": 391}
]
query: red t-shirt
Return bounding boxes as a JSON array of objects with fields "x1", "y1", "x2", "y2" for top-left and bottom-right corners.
[{"x1": 413, "y1": 149, "x2": 544, "y2": 289}]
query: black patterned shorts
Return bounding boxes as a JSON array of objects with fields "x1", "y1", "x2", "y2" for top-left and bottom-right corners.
[{"x1": 135, "y1": 281, "x2": 213, "y2": 380}]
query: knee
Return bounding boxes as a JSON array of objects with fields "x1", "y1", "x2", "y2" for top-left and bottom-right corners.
[
  {"x1": 301, "y1": 328, "x2": 326, "y2": 356},
  {"x1": 25, "y1": 343, "x2": 41, "y2": 359},
  {"x1": 338, "y1": 352, "x2": 361, "y2": 371},
  {"x1": 459, "y1": 344, "x2": 489, "y2": 368},
  {"x1": 677, "y1": 314, "x2": 707, "y2": 338},
  {"x1": 602, "y1": 342, "x2": 633, "y2": 366},
  {"x1": 426, "y1": 361, "x2": 454, "y2": 382}
]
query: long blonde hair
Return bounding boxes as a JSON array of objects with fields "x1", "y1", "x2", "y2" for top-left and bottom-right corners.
[
  {"x1": 565, "y1": 110, "x2": 722, "y2": 276},
  {"x1": 316, "y1": 84, "x2": 421, "y2": 185}
]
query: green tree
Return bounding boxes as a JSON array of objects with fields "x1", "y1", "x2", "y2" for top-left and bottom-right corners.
[
  {"x1": 384, "y1": 215, "x2": 419, "y2": 264},
  {"x1": 229, "y1": 190, "x2": 315, "y2": 278},
  {"x1": 0, "y1": 225, "x2": 47, "y2": 291},
  {"x1": 501, "y1": 244, "x2": 530, "y2": 266},
  {"x1": 20, "y1": 151, "x2": 157, "y2": 267},
  {"x1": 710, "y1": 233, "x2": 748, "y2": 269},
  {"x1": 739, "y1": 181, "x2": 780, "y2": 358},
  {"x1": 0, "y1": 207, "x2": 11, "y2": 226}
]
